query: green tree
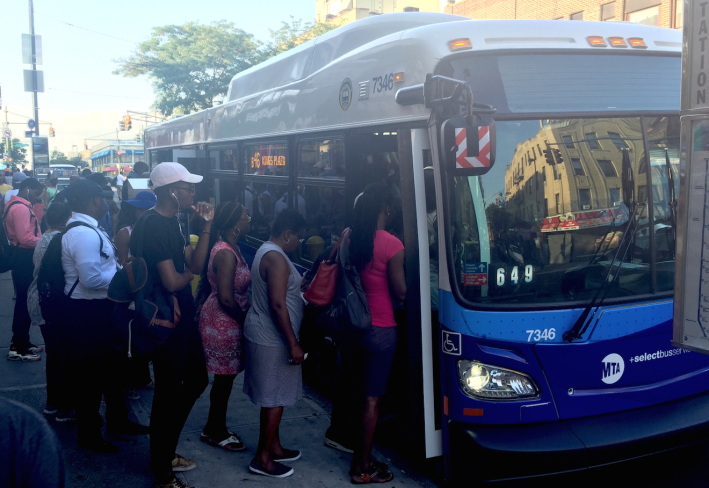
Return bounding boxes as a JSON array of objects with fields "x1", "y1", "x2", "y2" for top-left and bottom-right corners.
[
  {"x1": 0, "y1": 138, "x2": 28, "y2": 166},
  {"x1": 115, "y1": 19, "x2": 339, "y2": 116},
  {"x1": 50, "y1": 149, "x2": 69, "y2": 165},
  {"x1": 114, "y1": 21, "x2": 260, "y2": 115}
]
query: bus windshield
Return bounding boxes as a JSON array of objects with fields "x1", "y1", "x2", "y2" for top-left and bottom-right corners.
[{"x1": 448, "y1": 116, "x2": 679, "y2": 306}]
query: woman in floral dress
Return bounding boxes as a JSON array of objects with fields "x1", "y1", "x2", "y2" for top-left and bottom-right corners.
[{"x1": 198, "y1": 201, "x2": 251, "y2": 451}]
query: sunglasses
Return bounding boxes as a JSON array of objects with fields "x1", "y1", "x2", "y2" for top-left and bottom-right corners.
[{"x1": 175, "y1": 185, "x2": 196, "y2": 194}]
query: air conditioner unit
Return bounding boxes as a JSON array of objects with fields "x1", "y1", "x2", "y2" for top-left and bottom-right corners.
[{"x1": 582, "y1": 205, "x2": 591, "y2": 210}]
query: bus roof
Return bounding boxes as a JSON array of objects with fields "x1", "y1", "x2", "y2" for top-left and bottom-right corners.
[{"x1": 145, "y1": 15, "x2": 681, "y2": 150}]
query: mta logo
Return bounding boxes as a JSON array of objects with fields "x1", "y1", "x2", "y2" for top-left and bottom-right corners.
[{"x1": 601, "y1": 353, "x2": 625, "y2": 385}]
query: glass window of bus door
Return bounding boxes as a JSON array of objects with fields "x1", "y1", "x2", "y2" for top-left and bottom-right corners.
[
  {"x1": 447, "y1": 118, "x2": 652, "y2": 307},
  {"x1": 644, "y1": 116, "x2": 680, "y2": 292},
  {"x1": 297, "y1": 139, "x2": 345, "y2": 262},
  {"x1": 209, "y1": 146, "x2": 242, "y2": 208},
  {"x1": 243, "y1": 142, "x2": 289, "y2": 242}
]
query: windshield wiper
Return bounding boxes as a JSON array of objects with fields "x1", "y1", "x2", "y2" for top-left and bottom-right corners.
[{"x1": 563, "y1": 148, "x2": 643, "y2": 342}]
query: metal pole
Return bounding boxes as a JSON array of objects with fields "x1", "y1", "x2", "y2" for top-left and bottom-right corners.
[{"x1": 28, "y1": 0, "x2": 39, "y2": 136}]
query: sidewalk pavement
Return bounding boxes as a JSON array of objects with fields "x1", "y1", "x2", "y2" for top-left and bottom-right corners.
[{"x1": 0, "y1": 270, "x2": 438, "y2": 488}]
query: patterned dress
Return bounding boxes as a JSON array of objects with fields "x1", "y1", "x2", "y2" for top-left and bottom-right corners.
[{"x1": 199, "y1": 241, "x2": 250, "y2": 375}]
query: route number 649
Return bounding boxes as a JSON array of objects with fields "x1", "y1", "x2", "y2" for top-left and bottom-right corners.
[
  {"x1": 526, "y1": 329, "x2": 556, "y2": 342},
  {"x1": 496, "y1": 265, "x2": 533, "y2": 286}
]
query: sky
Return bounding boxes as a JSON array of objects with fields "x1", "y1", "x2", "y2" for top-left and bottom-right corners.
[{"x1": 1, "y1": 0, "x2": 315, "y2": 160}]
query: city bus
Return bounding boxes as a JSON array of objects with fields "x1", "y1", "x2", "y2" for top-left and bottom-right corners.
[{"x1": 143, "y1": 13, "x2": 709, "y2": 483}]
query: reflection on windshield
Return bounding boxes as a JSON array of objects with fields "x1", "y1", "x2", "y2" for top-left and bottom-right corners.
[{"x1": 450, "y1": 117, "x2": 679, "y2": 305}]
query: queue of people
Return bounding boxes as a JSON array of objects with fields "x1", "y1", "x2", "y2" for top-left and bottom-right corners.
[{"x1": 2, "y1": 161, "x2": 407, "y2": 487}]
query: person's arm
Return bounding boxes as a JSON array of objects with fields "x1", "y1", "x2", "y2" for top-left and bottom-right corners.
[
  {"x1": 156, "y1": 259, "x2": 194, "y2": 293},
  {"x1": 214, "y1": 249, "x2": 248, "y2": 323},
  {"x1": 387, "y1": 249, "x2": 406, "y2": 301},
  {"x1": 261, "y1": 251, "x2": 304, "y2": 364},
  {"x1": 184, "y1": 202, "x2": 214, "y2": 274},
  {"x1": 72, "y1": 230, "x2": 115, "y2": 289},
  {"x1": 115, "y1": 227, "x2": 131, "y2": 266}
]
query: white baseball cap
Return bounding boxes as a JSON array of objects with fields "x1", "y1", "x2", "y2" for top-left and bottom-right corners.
[{"x1": 150, "y1": 162, "x2": 203, "y2": 189}]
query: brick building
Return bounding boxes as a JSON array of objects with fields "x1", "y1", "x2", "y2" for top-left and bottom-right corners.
[{"x1": 444, "y1": 0, "x2": 683, "y2": 29}]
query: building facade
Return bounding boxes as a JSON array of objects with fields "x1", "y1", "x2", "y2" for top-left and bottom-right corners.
[
  {"x1": 317, "y1": 0, "x2": 442, "y2": 24},
  {"x1": 445, "y1": 0, "x2": 683, "y2": 28},
  {"x1": 90, "y1": 140, "x2": 144, "y2": 175}
]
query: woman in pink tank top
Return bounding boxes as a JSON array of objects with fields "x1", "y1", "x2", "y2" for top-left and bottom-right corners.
[{"x1": 345, "y1": 182, "x2": 406, "y2": 484}]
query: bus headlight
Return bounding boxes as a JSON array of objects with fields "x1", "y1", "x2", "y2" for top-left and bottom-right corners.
[{"x1": 457, "y1": 360, "x2": 539, "y2": 400}]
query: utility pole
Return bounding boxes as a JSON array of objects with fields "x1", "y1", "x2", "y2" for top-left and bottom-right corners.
[{"x1": 28, "y1": 0, "x2": 39, "y2": 136}]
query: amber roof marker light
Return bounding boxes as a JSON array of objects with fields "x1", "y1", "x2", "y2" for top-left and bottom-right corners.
[
  {"x1": 586, "y1": 36, "x2": 607, "y2": 47},
  {"x1": 608, "y1": 37, "x2": 628, "y2": 48},
  {"x1": 628, "y1": 37, "x2": 648, "y2": 48},
  {"x1": 449, "y1": 38, "x2": 472, "y2": 51},
  {"x1": 393, "y1": 72, "x2": 405, "y2": 83}
]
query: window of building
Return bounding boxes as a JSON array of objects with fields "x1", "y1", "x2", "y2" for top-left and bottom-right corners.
[
  {"x1": 571, "y1": 158, "x2": 585, "y2": 176},
  {"x1": 244, "y1": 142, "x2": 288, "y2": 176},
  {"x1": 601, "y1": 1, "x2": 616, "y2": 20},
  {"x1": 626, "y1": 6, "x2": 659, "y2": 26},
  {"x1": 607, "y1": 132, "x2": 628, "y2": 150},
  {"x1": 555, "y1": 193, "x2": 561, "y2": 214},
  {"x1": 542, "y1": 166, "x2": 547, "y2": 184},
  {"x1": 675, "y1": 0, "x2": 683, "y2": 28},
  {"x1": 544, "y1": 198, "x2": 549, "y2": 217},
  {"x1": 570, "y1": 11, "x2": 584, "y2": 20},
  {"x1": 562, "y1": 135, "x2": 575, "y2": 148},
  {"x1": 403, "y1": 6, "x2": 420, "y2": 12},
  {"x1": 552, "y1": 164, "x2": 559, "y2": 180},
  {"x1": 585, "y1": 132, "x2": 601, "y2": 149},
  {"x1": 579, "y1": 189, "x2": 592, "y2": 209},
  {"x1": 597, "y1": 159, "x2": 618, "y2": 177},
  {"x1": 609, "y1": 188, "x2": 621, "y2": 206}
]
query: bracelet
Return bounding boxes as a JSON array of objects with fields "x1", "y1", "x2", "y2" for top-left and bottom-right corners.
[{"x1": 202, "y1": 231, "x2": 210, "y2": 235}]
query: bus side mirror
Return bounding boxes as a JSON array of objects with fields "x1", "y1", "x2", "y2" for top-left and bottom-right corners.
[{"x1": 441, "y1": 115, "x2": 496, "y2": 176}]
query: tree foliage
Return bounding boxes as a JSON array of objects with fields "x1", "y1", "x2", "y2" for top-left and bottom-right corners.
[
  {"x1": 115, "y1": 19, "x2": 338, "y2": 116},
  {"x1": 0, "y1": 139, "x2": 28, "y2": 166},
  {"x1": 50, "y1": 149, "x2": 69, "y2": 165}
]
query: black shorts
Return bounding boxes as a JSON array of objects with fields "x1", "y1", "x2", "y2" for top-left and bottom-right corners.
[{"x1": 343, "y1": 326, "x2": 397, "y2": 398}]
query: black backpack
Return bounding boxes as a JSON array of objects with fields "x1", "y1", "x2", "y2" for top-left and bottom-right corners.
[
  {"x1": 0, "y1": 201, "x2": 38, "y2": 274},
  {"x1": 38, "y1": 222, "x2": 109, "y2": 325}
]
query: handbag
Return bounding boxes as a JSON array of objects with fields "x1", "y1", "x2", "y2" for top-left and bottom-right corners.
[
  {"x1": 316, "y1": 229, "x2": 372, "y2": 339},
  {"x1": 303, "y1": 231, "x2": 346, "y2": 307}
]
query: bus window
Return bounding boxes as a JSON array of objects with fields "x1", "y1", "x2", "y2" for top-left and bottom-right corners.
[
  {"x1": 210, "y1": 148, "x2": 238, "y2": 171},
  {"x1": 244, "y1": 181, "x2": 287, "y2": 241},
  {"x1": 299, "y1": 185, "x2": 346, "y2": 258},
  {"x1": 645, "y1": 116, "x2": 680, "y2": 292},
  {"x1": 448, "y1": 118, "x2": 654, "y2": 305},
  {"x1": 298, "y1": 139, "x2": 345, "y2": 178},
  {"x1": 216, "y1": 178, "x2": 240, "y2": 205},
  {"x1": 245, "y1": 143, "x2": 288, "y2": 176}
]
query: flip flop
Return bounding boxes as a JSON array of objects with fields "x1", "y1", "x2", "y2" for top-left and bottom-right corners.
[
  {"x1": 200, "y1": 432, "x2": 246, "y2": 452},
  {"x1": 351, "y1": 467, "x2": 394, "y2": 484}
]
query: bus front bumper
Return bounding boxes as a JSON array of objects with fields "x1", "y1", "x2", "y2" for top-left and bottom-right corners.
[{"x1": 448, "y1": 390, "x2": 709, "y2": 482}]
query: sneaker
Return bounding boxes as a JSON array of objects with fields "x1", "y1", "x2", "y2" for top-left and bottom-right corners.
[
  {"x1": 324, "y1": 427, "x2": 354, "y2": 454},
  {"x1": 248, "y1": 459, "x2": 294, "y2": 478},
  {"x1": 43, "y1": 406, "x2": 58, "y2": 415},
  {"x1": 55, "y1": 410, "x2": 77, "y2": 422},
  {"x1": 154, "y1": 477, "x2": 193, "y2": 488},
  {"x1": 27, "y1": 343, "x2": 44, "y2": 353},
  {"x1": 7, "y1": 349, "x2": 41, "y2": 361},
  {"x1": 124, "y1": 388, "x2": 141, "y2": 400},
  {"x1": 171, "y1": 454, "x2": 197, "y2": 472}
]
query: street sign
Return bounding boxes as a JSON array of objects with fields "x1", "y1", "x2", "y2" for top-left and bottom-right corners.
[
  {"x1": 27, "y1": 119, "x2": 36, "y2": 130},
  {"x1": 2, "y1": 129, "x2": 11, "y2": 138},
  {"x1": 24, "y1": 131, "x2": 33, "y2": 138}
]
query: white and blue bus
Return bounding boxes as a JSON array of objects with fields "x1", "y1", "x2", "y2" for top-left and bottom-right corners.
[{"x1": 144, "y1": 13, "x2": 709, "y2": 483}]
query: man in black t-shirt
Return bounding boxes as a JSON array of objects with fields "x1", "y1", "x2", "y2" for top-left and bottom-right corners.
[{"x1": 130, "y1": 163, "x2": 213, "y2": 488}]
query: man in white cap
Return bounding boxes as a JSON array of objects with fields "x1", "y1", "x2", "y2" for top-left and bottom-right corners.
[
  {"x1": 129, "y1": 162, "x2": 213, "y2": 488},
  {"x1": 3, "y1": 171, "x2": 28, "y2": 205}
]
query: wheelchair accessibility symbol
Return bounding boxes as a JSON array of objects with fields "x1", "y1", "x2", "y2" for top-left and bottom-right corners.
[{"x1": 442, "y1": 331, "x2": 461, "y2": 356}]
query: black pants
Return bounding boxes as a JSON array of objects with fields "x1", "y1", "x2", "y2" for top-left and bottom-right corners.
[
  {"x1": 330, "y1": 340, "x2": 356, "y2": 440},
  {"x1": 64, "y1": 298, "x2": 129, "y2": 442},
  {"x1": 11, "y1": 248, "x2": 34, "y2": 352},
  {"x1": 39, "y1": 320, "x2": 73, "y2": 411},
  {"x1": 150, "y1": 319, "x2": 208, "y2": 479}
]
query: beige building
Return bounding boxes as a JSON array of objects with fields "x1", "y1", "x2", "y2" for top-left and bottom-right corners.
[
  {"x1": 317, "y1": 0, "x2": 441, "y2": 24},
  {"x1": 445, "y1": 0, "x2": 683, "y2": 29}
]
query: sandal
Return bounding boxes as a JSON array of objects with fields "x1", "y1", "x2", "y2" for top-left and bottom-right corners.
[
  {"x1": 200, "y1": 431, "x2": 246, "y2": 452},
  {"x1": 350, "y1": 461, "x2": 390, "y2": 476},
  {"x1": 350, "y1": 466, "x2": 394, "y2": 484}
]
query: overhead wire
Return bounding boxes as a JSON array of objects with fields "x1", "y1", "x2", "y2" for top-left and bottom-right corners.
[
  {"x1": 47, "y1": 88, "x2": 151, "y2": 100},
  {"x1": 33, "y1": 11, "x2": 138, "y2": 44}
]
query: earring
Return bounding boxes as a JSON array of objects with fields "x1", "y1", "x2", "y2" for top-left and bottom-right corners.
[
  {"x1": 284, "y1": 237, "x2": 290, "y2": 244},
  {"x1": 234, "y1": 229, "x2": 240, "y2": 236}
]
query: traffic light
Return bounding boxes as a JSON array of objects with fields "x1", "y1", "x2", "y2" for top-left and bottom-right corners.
[
  {"x1": 119, "y1": 120, "x2": 125, "y2": 131},
  {"x1": 84, "y1": 141, "x2": 88, "y2": 150},
  {"x1": 49, "y1": 127, "x2": 55, "y2": 137},
  {"x1": 125, "y1": 115, "x2": 132, "y2": 131},
  {"x1": 552, "y1": 149, "x2": 563, "y2": 165},
  {"x1": 543, "y1": 148, "x2": 555, "y2": 165}
]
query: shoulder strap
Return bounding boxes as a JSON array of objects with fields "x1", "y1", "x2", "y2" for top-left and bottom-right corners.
[
  {"x1": 2, "y1": 201, "x2": 29, "y2": 247},
  {"x1": 63, "y1": 221, "x2": 108, "y2": 259},
  {"x1": 133, "y1": 211, "x2": 160, "y2": 259}
]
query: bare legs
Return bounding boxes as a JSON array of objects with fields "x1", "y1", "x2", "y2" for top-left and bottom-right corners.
[
  {"x1": 352, "y1": 396, "x2": 380, "y2": 473},
  {"x1": 255, "y1": 406, "x2": 287, "y2": 470}
]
